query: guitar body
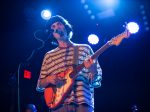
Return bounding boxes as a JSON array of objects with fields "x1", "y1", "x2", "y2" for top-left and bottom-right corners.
[{"x1": 44, "y1": 67, "x2": 74, "y2": 109}]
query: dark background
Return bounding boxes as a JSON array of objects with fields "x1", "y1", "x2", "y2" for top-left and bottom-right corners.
[{"x1": 1, "y1": 0, "x2": 150, "y2": 112}]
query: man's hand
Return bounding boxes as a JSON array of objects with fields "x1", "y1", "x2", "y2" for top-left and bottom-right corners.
[
  {"x1": 46, "y1": 75, "x2": 66, "y2": 87},
  {"x1": 84, "y1": 57, "x2": 98, "y2": 75},
  {"x1": 46, "y1": 75, "x2": 58, "y2": 85}
]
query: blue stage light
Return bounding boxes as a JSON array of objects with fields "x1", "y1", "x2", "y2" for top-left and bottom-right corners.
[
  {"x1": 127, "y1": 22, "x2": 139, "y2": 34},
  {"x1": 41, "y1": 10, "x2": 51, "y2": 20},
  {"x1": 88, "y1": 34, "x2": 99, "y2": 44},
  {"x1": 101, "y1": 0, "x2": 119, "y2": 8}
]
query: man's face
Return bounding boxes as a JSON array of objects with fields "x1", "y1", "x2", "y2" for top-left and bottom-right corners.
[{"x1": 50, "y1": 22, "x2": 67, "y2": 40}]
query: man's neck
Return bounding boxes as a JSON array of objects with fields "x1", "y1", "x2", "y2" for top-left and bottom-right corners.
[{"x1": 58, "y1": 40, "x2": 73, "y2": 48}]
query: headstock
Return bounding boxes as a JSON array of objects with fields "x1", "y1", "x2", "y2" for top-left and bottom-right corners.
[{"x1": 109, "y1": 25, "x2": 131, "y2": 46}]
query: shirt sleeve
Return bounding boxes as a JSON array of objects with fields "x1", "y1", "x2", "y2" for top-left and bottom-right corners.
[
  {"x1": 36, "y1": 53, "x2": 49, "y2": 92},
  {"x1": 87, "y1": 45, "x2": 102, "y2": 88}
]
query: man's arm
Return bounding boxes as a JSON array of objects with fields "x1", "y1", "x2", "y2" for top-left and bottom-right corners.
[
  {"x1": 36, "y1": 54, "x2": 57, "y2": 92},
  {"x1": 84, "y1": 45, "x2": 102, "y2": 88},
  {"x1": 36, "y1": 75, "x2": 57, "y2": 92}
]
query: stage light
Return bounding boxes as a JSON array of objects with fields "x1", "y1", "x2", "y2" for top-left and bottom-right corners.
[
  {"x1": 142, "y1": 16, "x2": 147, "y2": 20},
  {"x1": 127, "y1": 22, "x2": 139, "y2": 34},
  {"x1": 90, "y1": 15, "x2": 95, "y2": 20},
  {"x1": 87, "y1": 10, "x2": 92, "y2": 14},
  {"x1": 139, "y1": 4, "x2": 149, "y2": 32},
  {"x1": 101, "y1": 0, "x2": 118, "y2": 8},
  {"x1": 97, "y1": 9, "x2": 115, "y2": 19},
  {"x1": 145, "y1": 27, "x2": 149, "y2": 31},
  {"x1": 81, "y1": 0, "x2": 86, "y2": 4},
  {"x1": 88, "y1": 34, "x2": 99, "y2": 44},
  {"x1": 84, "y1": 4, "x2": 89, "y2": 9},
  {"x1": 41, "y1": 10, "x2": 51, "y2": 20}
]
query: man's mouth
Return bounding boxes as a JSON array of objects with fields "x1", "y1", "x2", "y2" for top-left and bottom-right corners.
[{"x1": 54, "y1": 29, "x2": 64, "y2": 36}]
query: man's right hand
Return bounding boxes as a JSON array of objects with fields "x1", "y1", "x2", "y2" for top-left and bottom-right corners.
[
  {"x1": 46, "y1": 75, "x2": 58, "y2": 85},
  {"x1": 46, "y1": 75, "x2": 66, "y2": 87}
]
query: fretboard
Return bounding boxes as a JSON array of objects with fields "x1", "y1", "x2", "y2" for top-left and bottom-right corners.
[{"x1": 70, "y1": 42, "x2": 112, "y2": 77}]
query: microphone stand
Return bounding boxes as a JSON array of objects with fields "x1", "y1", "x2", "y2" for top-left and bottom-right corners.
[{"x1": 16, "y1": 29, "x2": 57, "y2": 112}]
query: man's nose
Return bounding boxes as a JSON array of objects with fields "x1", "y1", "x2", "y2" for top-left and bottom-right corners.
[{"x1": 54, "y1": 26, "x2": 60, "y2": 30}]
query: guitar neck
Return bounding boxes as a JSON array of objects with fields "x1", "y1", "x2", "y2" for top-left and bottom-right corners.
[{"x1": 75, "y1": 42, "x2": 112, "y2": 73}]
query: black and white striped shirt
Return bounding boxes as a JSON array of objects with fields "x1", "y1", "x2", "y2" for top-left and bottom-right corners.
[{"x1": 37, "y1": 44, "x2": 102, "y2": 108}]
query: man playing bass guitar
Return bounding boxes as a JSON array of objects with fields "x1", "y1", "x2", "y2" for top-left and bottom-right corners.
[{"x1": 36, "y1": 15, "x2": 102, "y2": 112}]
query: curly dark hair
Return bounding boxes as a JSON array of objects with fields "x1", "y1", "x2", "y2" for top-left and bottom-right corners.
[{"x1": 46, "y1": 15, "x2": 73, "y2": 37}]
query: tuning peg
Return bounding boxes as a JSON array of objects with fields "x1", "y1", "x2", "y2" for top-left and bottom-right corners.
[
  {"x1": 123, "y1": 22, "x2": 128, "y2": 30},
  {"x1": 123, "y1": 22, "x2": 126, "y2": 27}
]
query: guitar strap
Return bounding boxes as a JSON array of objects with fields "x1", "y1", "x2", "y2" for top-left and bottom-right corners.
[
  {"x1": 73, "y1": 45, "x2": 79, "y2": 68},
  {"x1": 72, "y1": 45, "x2": 78, "y2": 95}
]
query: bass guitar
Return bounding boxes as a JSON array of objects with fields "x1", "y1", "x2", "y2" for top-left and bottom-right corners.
[{"x1": 44, "y1": 28, "x2": 130, "y2": 109}]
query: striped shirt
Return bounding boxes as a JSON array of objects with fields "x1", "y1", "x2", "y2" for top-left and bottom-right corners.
[{"x1": 36, "y1": 43, "x2": 102, "y2": 108}]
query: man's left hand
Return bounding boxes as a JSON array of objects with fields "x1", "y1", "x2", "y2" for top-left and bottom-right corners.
[{"x1": 84, "y1": 57, "x2": 98, "y2": 75}]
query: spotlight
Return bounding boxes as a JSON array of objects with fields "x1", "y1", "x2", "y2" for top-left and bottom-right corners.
[
  {"x1": 41, "y1": 10, "x2": 51, "y2": 20},
  {"x1": 88, "y1": 34, "x2": 99, "y2": 44},
  {"x1": 101, "y1": 0, "x2": 118, "y2": 8},
  {"x1": 87, "y1": 10, "x2": 92, "y2": 14},
  {"x1": 84, "y1": 4, "x2": 89, "y2": 9},
  {"x1": 145, "y1": 27, "x2": 149, "y2": 31},
  {"x1": 90, "y1": 15, "x2": 95, "y2": 20},
  {"x1": 127, "y1": 22, "x2": 139, "y2": 34},
  {"x1": 81, "y1": 0, "x2": 86, "y2": 4}
]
